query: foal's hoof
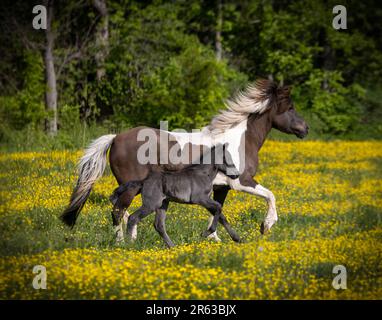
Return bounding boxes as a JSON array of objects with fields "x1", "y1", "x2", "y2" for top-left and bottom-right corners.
[
  {"x1": 201, "y1": 230, "x2": 212, "y2": 238},
  {"x1": 260, "y1": 222, "x2": 270, "y2": 235},
  {"x1": 166, "y1": 242, "x2": 176, "y2": 249},
  {"x1": 205, "y1": 232, "x2": 222, "y2": 242}
]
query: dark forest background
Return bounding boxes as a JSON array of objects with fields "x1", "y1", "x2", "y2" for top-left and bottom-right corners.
[{"x1": 1, "y1": 0, "x2": 381, "y2": 150}]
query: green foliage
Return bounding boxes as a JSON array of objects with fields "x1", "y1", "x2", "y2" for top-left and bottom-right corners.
[
  {"x1": 100, "y1": 1, "x2": 246, "y2": 129},
  {"x1": 300, "y1": 70, "x2": 363, "y2": 134},
  {"x1": 0, "y1": 52, "x2": 45, "y2": 130},
  {"x1": 129, "y1": 43, "x2": 246, "y2": 129},
  {"x1": 59, "y1": 104, "x2": 81, "y2": 131}
]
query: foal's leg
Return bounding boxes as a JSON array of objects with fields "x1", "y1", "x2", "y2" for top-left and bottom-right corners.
[
  {"x1": 199, "y1": 199, "x2": 223, "y2": 238},
  {"x1": 153, "y1": 201, "x2": 175, "y2": 248},
  {"x1": 217, "y1": 213, "x2": 241, "y2": 242},
  {"x1": 201, "y1": 196, "x2": 241, "y2": 242},
  {"x1": 126, "y1": 206, "x2": 154, "y2": 242},
  {"x1": 111, "y1": 185, "x2": 140, "y2": 242}
]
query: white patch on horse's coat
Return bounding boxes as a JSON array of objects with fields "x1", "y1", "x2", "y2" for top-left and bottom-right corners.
[
  {"x1": 166, "y1": 120, "x2": 247, "y2": 174},
  {"x1": 212, "y1": 172, "x2": 230, "y2": 186}
]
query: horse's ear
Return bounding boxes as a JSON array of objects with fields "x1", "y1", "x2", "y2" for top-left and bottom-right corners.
[
  {"x1": 261, "y1": 79, "x2": 278, "y2": 111},
  {"x1": 284, "y1": 85, "x2": 291, "y2": 94},
  {"x1": 277, "y1": 85, "x2": 291, "y2": 95},
  {"x1": 276, "y1": 85, "x2": 292, "y2": 113}
]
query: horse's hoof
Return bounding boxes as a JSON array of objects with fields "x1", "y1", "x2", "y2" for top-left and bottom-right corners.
[
  {"x1": 115, "y1": 237, "x2": 125, "y2": 246},
  {"x1": 115, "y1": 235, "x2": 125, "y2": 243},
  {"x1": 260, "y1": 222, "x2": 270, "y2": 235},
  {"x1": 115, "y1": 241, "x2": 125, "y2": 247},
  {"x1": 109, "y1": 194, "x2": 118, "y2": 205}
]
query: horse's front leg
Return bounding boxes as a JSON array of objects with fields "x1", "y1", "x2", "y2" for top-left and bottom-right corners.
[{"x1": 230, "y1": 177, "x2": 277, "y2": 234}]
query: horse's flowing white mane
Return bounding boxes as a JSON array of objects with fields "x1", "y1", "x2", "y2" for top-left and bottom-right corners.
[{"x1": 208, "y1": 80, "x2": 273, "y2": 134}]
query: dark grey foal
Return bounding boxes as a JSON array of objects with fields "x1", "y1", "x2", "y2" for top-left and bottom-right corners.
[{"x1": 110, "y1": 143, "x2": 241, "y2": 247}]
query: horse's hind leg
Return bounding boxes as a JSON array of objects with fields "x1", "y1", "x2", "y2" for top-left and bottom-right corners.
[
  {"x1": 207, "y1": 186, "x2": 230, "y2": 242},
  {"x1": 111, "y1": 185, "x2": 140, "y2": 242},
  {"x1": 153, "y1": 201, "x2": 175, "y2": 248}
]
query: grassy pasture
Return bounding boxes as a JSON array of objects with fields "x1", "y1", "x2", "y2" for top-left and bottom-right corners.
[{"x1": 0, "y1": 141, "x2": 381, "y2": 299}]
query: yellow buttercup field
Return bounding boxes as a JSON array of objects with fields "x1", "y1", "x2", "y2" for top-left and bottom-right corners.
[{"x1": 0, "y1": 141, "x2": 381, "y2": 299}]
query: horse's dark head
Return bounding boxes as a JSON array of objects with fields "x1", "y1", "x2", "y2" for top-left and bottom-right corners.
[{"x1": 267, "y1": 84, "x2": 309, "y2": 139}]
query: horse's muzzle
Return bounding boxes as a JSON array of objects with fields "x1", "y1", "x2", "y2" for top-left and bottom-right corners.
[{"x1": 295, "y1": 124, "x2": 309, "y2": 139}]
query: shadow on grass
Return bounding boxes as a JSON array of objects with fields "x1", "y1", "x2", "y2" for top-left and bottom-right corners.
[{"x1": 88, "y1": 192, "x2": 111, "y2": 205}]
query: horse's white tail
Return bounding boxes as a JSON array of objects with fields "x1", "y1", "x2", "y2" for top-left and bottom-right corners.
[{"x1": 61, "y1": 134, "x2": 116, "y2": 227}]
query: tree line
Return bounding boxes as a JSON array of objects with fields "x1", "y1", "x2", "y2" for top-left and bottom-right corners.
[{"x1": 1, "y1": 0, "x2": 381, "y2": 143}]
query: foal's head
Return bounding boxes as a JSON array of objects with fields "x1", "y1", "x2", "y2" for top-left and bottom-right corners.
[
  {"x1": 260, "y1": 80, "x2": 309, "y2": 139},
  {"x1": 208, "y1": 143, "x2": 240, "y2": 179}
]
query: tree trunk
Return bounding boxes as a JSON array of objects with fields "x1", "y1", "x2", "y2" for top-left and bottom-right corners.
[
  {"x1": 215, "y1": 0, "x2": 223, "y2": 61},
  {"x1": 93, "y1": 0, "x2": 109, "y2": 81},
  {"x1": 44, "y1": 0, "x2": 57, "y2": 135},
  {"x1": 322, "y1": 44, "x2": 335, "y2": 90}
]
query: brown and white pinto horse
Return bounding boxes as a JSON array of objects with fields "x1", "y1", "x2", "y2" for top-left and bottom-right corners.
[{"x1": 61, "y1": 79, "x2": 309, "y2": 242}]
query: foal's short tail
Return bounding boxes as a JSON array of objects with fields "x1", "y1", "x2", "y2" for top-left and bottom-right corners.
[{"x1": 61, "y1": 134, "x2": 117, "y2": 227}]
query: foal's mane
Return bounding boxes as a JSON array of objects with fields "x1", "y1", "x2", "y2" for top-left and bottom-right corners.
[{"x1": 208, "y1": 79, "x2": 278, "y2": 134}]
